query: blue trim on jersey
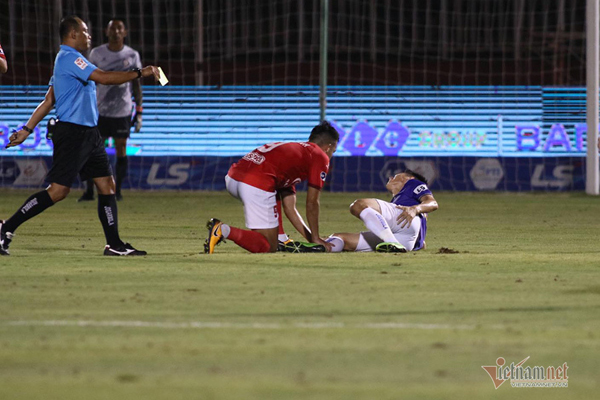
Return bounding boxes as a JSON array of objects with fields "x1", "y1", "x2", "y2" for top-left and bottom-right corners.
[
  {"x1": 50, "y1": 45, "x2": 98, "y2": 127},
  {"x1": 391, "y1": 179, "x2": 432, "y2": 251}
]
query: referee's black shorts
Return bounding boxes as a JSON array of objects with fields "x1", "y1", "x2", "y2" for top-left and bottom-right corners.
[
  {"x1": 46, "y1": 121, "x2": 113, "y2": 187},
  {"x1": 98, "y1": 115, "x2": 132, "y2": 139}
]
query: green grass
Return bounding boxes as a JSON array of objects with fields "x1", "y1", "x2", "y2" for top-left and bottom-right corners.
[{"x1": 1, "y1": 188, "x2": 599, "y2": 399}]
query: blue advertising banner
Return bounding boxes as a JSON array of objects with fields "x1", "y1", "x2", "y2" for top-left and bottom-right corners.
[
  {"x1": 0, "y1": 86, "x2": 594, "y2": 157},
  {"x1": 0, "y1": 155, "x2": 585, "y2": 192}
]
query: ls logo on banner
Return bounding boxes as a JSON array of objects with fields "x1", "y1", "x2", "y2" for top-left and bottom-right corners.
[{"x1": 147, "y1": 163, "x2": 190, "y2": 186}]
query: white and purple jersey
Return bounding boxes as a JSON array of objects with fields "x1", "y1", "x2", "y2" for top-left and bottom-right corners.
[
  {"x1": 88, "y1": 44, "x2": 141, "y2": 118},
  {"x1": 390, "y1": 179, "x2": 432, "y2": 250}
]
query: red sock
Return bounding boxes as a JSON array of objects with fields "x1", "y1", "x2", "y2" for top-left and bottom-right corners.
[
  {"x1": 276, "y1": 197, "x2": 285, "y2": 235},
  {"x1": 227, "y1": 226, "x2": 271, "y2": 253}
]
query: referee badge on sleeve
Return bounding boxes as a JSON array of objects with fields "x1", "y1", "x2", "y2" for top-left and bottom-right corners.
[{"x1": 74, "y1": 57, "x2": 88, "y2": 70}]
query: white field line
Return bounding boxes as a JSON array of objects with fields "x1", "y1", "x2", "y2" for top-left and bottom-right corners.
[{"x1": 3, "y1": 320, "x2": 477, "y2": 331}]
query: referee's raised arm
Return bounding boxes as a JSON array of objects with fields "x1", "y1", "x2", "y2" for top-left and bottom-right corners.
[{"x1": 89, "y1": 65, "x2": 160, "y2": 85}]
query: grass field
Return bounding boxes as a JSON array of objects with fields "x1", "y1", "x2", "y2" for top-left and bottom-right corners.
[{"x1": 1, "y1": 188, "x2": 599, "y2": 399}]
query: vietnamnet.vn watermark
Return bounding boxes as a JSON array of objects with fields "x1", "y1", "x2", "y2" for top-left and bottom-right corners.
[{"x1": 482, "y1": 357, "x2": 569, "y2": 389}]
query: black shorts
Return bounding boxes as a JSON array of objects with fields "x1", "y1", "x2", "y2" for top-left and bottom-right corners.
[
  {"x1": 46, "y1": 122, "x2": 113, "y2": 187},
  {"x1": 98, "y1": 115, "x2": 132, "y2": 139}
]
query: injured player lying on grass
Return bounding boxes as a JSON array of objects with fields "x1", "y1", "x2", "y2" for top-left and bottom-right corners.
[{"x1": 326, "y1": 170, "x2": 438, "y2": 253}]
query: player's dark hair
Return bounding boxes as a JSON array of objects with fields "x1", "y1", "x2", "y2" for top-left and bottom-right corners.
[
  {"x1": 308, "y1": 121, "x2": 339, "y2": 145},
  {"x1": 60, "y1": 16, "x2": 81, "y2": 40},
  {"x1": 107, "y1": 19, "x2": 127, "y2": 29},
  {"x1": 404, "y1": 169, "x2": 428, "y2": 184}
]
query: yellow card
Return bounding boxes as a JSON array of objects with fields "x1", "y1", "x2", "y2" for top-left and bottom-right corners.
[{"x1": 158, "y1": 67, "x2": 169, "y2": 86}]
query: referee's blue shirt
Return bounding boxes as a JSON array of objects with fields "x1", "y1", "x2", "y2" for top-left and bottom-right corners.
[{"x1": 50, "y1": 45, "x2": 98, "y2": 127}]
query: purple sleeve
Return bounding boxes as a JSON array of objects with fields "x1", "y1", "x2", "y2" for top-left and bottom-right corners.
[{"x1": 409, "y1": 181, "x2": 432, "y2": 201}]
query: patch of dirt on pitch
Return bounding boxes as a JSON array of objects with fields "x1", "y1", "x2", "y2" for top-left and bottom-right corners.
[{"x1": 437, "y1": 247, "x2": 460, "y2": 254}]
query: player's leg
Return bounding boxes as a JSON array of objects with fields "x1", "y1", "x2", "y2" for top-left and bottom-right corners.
[
  {"x1": 84, "y1": 127, "x2": 145, "y2": 256},
  {"x1": 0, "y1": 184, "x2": 64, "y2": 255},
  {"x1": 349, "y1": 198, "x2": 402, "y2": 246},
  {"x1": 378, "y1": 200, "x2": 421, "y2": 251},
  {"x1": 79, "y1": 117, "x2": 110, "y2": 202},
  {"x1": 326, "y1": 232, "x2": 361, "y2": 252},
  {"x1": 205, "y1": 177, "x2": 277, "y2": 254},
  {"x1": 78, "y1": 178, "x2": 95, "y2": 201},
  {"x1": 107, "y1": 116, "x2": 130, "y2": 201},
  {"x1": 1, "y1": 122, "x2": 88, "y2": 255},
  {"x1": 114, "y1": 137, "x2": 128, "y2": 201},
  {"x1": 276, "y1": 194, "x2": 290, "y2": 243},
  {"x1": 327, "y1": 231, "x2": 388, "y2": 253}
]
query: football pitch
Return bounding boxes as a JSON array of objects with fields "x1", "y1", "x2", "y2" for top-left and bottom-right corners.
[{"x1": 1, "y1": 188, "x2": 599, "y2": 399}]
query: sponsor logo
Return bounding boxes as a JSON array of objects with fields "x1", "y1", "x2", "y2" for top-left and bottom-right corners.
[
  {"x1": 413, "y1": 184, "x2": 428, "y2": 195},
  {"x1": 21, "y1": 198, "x2": 38, "y2": 214},
  {"x1": 530, "y1": 164, "x2": 573, "y2": 189},
  {"x1": 482, "y1": 357, "x2": 569, "y2": 389},
  {"x1": 13, "y1": 160, "x2": 48, "y2": 186},
  {"x1": 103, "y1": 206, "x2": 115, "y2": 226},
  {"x1": 320, "y1": 171, "x2": 327, "y2": 181},
  {"x1": 147, "y1": 163, "x2": 190, "y2": 186},
  {"x1": 242, "y1": 151, "x2": 265, "y2": 165},
  {"x1": 74, "y1": 57, "x2": 88, "y2": 70},
  {"x1": 470, "y1": 158, "x2": 504, "y2": 190}
]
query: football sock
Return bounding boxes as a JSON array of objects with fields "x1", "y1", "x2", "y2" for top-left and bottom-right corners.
[
  {"x1": 85, "y1": 179, "x2": 94, "y2": 196},
  {"x1": 359, "y1": 208, "x2": 400, "y2": 244},
  {"x1": 278, "y1": 233, "x2": 290, "y2": 242},
  {"x1": 97, "y1": 194, "x2": 123, "y2": 248},
  {"x1": 226, "y1": 226, "x2": 271, "y2": 253},
  {"x1": 3, "y1": 190, "x2": 55, "y2": 233},
  {"x1": 221, "y1": 223, "x2": 231, "y2": 238},
  {"x1": 116, "y1": 156, "x2": 128, "y2": 193},
  {"x1": 326, "y1": 236, "x2": 344, "y2": 252}
]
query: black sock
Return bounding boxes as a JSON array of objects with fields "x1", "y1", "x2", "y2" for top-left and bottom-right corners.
[
  {"x1": 115, "y1": 156, "x2": 128, "y2": 194},
  {"x1": 97, "y1": 194, "x2": 123, "y2": 248},
  {"x1": 4, "y1": 190, "x2": 55, "y2": 233},
  {"x1": 85, "y1": 179, "x2": 94, "y2": 196}
]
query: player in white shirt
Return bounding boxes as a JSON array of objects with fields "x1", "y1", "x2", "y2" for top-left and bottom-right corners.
[
  {"x1": 326, "y1": 170, "x2": 439, "y2": 253},
  {"x1": 79, "y1": 19, "x2": 143, "y2": 202}
]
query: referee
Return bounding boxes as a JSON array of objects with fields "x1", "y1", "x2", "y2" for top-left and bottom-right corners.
[
  {"x1": 0, "y1": 16, "x2": 159, "y2": 256},
  {"x1": 79, "y1": 19, "x2": 143, "y2": 202}
]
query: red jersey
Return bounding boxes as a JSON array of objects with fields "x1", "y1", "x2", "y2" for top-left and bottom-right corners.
[
  {"x1": 0, "y1": 44, "x2": 5, "y2": 60},
  {"x1": 228, "y1": 142, "x2": 330, "y2": 192}
]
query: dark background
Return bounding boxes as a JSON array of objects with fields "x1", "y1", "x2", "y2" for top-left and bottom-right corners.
[{"x1": 0, "y1": 0, "x2": 587, "y2": 86}]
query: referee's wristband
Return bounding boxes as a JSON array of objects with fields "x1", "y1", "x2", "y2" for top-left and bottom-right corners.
[{"x1": 133, "y1": 68, "x2": 142, "y2": 79}]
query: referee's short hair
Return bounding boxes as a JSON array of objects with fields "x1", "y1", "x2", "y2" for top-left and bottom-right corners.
[
  {"x1": 60, "y1": 16, "x2": 81, "y2": 40},
  {"x1": 309, "y1": 121, "x2": 339, "y2": 145}
]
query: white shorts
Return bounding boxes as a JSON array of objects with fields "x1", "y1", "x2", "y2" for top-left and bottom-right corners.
[
  {"x1": 225, "y1": 175, "x2": 278, "y2": 229},
  {"x1": 355, "y1": 199, "x2": 421, "y2": 252}
]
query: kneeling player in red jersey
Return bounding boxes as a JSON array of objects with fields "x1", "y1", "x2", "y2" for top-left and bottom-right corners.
[{"x1": 204, "y1": 121, "x2": 339, "y2": 254}]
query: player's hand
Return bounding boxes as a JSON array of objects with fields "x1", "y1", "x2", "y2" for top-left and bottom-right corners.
[
  {"x1": 141, "y1": 66, "x2": 160, "y2": 80},
  {"x1": 395, "y1": 205, "x2": 419, "y2": 229},
  {"x1": 5, "y1": 129, "x2": 30, "y2": 148},
  {"x1": 133, "y1": 113, "x2": 142, "y2": 133},
  {"x1": 311, "y1": 237, "x2": 333, "y2": 252}
]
